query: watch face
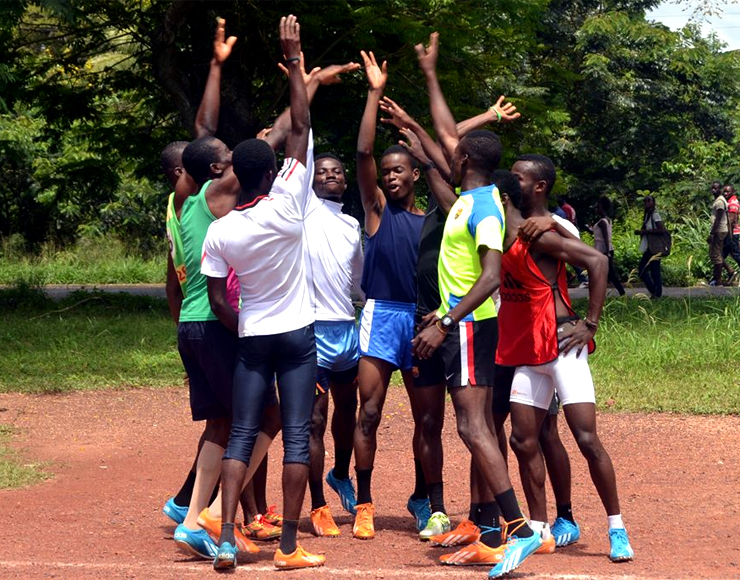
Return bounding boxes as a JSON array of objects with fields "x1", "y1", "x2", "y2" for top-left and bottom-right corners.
[{"x1": 442, "y1": 315, "x2": 454, "y2": 328}]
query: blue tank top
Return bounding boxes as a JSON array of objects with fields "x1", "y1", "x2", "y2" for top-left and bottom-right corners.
[{"x1": 361, "y1": 202, "x2": 425, "y2": 303}]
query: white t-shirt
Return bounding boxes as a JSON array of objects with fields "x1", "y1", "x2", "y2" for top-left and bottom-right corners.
[
  {"x1": 201, "y1": 156, "x2": 315, "y2": 337},
  {"x1": 639, "y1": 211, "x2": 662, "y2": 253},
  {"x1": 552, "y1": 213, "x2": 580, "y2": 239},
  {"x1": 304, "y1": 195, "x2": 364, "y2": 322}
]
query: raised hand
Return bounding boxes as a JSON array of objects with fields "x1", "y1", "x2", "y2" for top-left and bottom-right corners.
[
  {"x1": 256, "y1": 127, "x2": 273, "y2": 141},
  {"x1": 415, "y1": 32, "x2": 439, "y2": 75},
  {"x1": 213, "y1": 17, "x2": 237, "y2": 64},
  {"x1": 279, "y1": 14, "x2": 301, "y2": 62},
  {"x1": 315, "y1": 61, "x2": 361, "y2": 85},
  {"x1": 490, "y1": 95, "x2": 520, "y2": 123},
  {"x1": 277, "y1": 52, "x2": 320, "y2": 85},
  {"x1": 379, "y1": 96, "x2": 414, "y2": 129},
  {"x1": 360, "y1": 50, "x2": 387, "y2": 92},
  {"x1": 398, "y1": 128, "x2": 430, "y2": 165}
]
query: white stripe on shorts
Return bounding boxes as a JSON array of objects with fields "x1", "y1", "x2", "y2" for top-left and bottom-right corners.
[
  {"x1": 359, "y1": 299, "x2": 375, "y2": 353},
  {"x1": 459, "y1": 324, "x2": 469, "y2": 386}
]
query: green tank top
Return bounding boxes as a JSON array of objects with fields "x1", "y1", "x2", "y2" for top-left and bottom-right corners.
[
  {"x1": 179, "y1": 180, "x2": 219, "y2": 322},
  {"x1": 165, "y1": 192, "x2": 188, "y2": 297}
]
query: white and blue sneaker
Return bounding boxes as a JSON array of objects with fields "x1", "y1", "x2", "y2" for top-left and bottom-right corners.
[
  {"x1": 174, "y1": 524, "x2": 219, "y2": 559},
  {"x1": 406, "y1": 496, "x2": 432, "y2": 532},
  {"x1": 213, "y1": 541, "x2": 238, "y2": 571},
  {"x1": 551, "y1": 516, "x2": 580, "y2": 547},
  {"x1": 325, "y1": 469, "x2": 357, "y2": 515},
  {"x1": 609, "y1": 528, "x2": 634, "y2": 562},
  {"x1": 163, "y1": 497, "x2": 188, "y2": 525},
  {"x1": 488, "y1": 533, "x2": 542, "y2": 578}
]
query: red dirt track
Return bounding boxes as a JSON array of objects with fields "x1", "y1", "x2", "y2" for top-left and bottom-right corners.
[{"x1": 0, "y1": 386, "x2": 738, "y2": 579}]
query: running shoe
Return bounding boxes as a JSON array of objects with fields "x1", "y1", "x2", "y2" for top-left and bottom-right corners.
[
  {"x1": 174, "y1": 524, "x2": 219, "y2": 559},
  {"x1": 609, "y1": 528, "x2": 634, "y2": 562},
  {"x1": 274, "y1": 544, "x2": 326, "y2": 569},
  {"x1": 310, "y1": 505, "x2": 340, "y2": 537},
  {"x1": 197, "y1": 508, "x2": 260, "y2": 554},
  {"x1": 263, "y1": 505, "x2": 283, "y2": 527},
  {"x1": 406, "y1": 495, "x2": 432, "y2": 531},
  {"x1": 430, "y1": 519, "x2": 480, "y2": 547},
  {"x1": 551, "y1": 517, "x2": 580, "y2": 547},
  {"x1": 536, "y1": 534, "x2": 556, "y2": 554},
  {"x1": 488, "y1": 530, "x2": 542, "y2": 578},
  {"x1": 212, "y1": 541, "x2": 237, "y2": 571},
  {"x1": 420, "y1": 512, "x2": 450, "y2": 541},
  {"x1": 440, "y1": 541, "x2": 506, "y2": 566},
  {"x1": 353, "y1": 502, "x2": 376, "y2": 540},
  {"x1": 242, "y1": 514, "x2": 282, "y2": 541},
  {"x1": 163, "y1": 497, "x2": 188, "y2": 525},
  {"x1": 325, "y1": 469, "x2": 357, "y2": 515}
]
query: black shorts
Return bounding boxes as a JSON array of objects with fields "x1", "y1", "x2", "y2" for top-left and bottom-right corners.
[
  {"x1": 178, "y1": 320, "x2": 237, "y2": 421},
  {"x1": 316, "y1": 364, "x2": 358, "y2": 394},
  {"x1": 412, "y1": 312, "x2": 446, "y2": 387},
  {"x1": 493, "y1": 363, "x2": 559, "y2": 416},
  {"x1": 439, "y1": 318, "x2": 498, "y2": 389}
]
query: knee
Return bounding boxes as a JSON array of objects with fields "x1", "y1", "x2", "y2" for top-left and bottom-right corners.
[
  {"x1": 509, "y1": 430, "x2": 538, "y2": 458},
  {"x1": 205, "y1": 417, "x2": 231, "y2": 447},
  {"x1": 310, "y1": 408, "x2": 327, "y2": 439},
  {"x1": 574, "y1": 430, "x2": 603, "y2": 461},
  {"x1": 455, "y1": 414, "x2": 482, "y2": 449},
  {"x1": 359, "y1": 404, "x2": 381, "y2": 436},
  {"x1": 282, "y1": 424, "x2": 310, "y2": 465},
  {"x1": 419, "y1": 410, "x2": 443, "y2": 442}
]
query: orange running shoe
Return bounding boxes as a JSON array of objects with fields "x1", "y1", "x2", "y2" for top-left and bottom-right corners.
[
  {"x1": 439, "y1": 541, "x2": 506, "y2": 566},
  {"x1": 536, "y1": 534, "x2": 556, "y2": 554},
  {"x1": 310, "y1": 505, "x2": 340, "y2": 537},
  {"x1": 242, "y1": 514, "x2": 282, "y2": 541},
  {"x1": 352, "y1": 502, "x2": 375, "y2": 540},
  {"x1": 263, "y1": 505, "x2": 283, "y2": 527},
  {"x1": 274, "y1": 544, "x2": 326, "y2": 569},
  {"x1": 430, "y1": 519, "x2": 480, "y2": 547},
  {"x1": 196, "y1": 508, "x2": 260, "y2": 554}
]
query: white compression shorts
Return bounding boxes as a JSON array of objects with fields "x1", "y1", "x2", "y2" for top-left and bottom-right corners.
[{"x1": 509, "y1": 347, "x2": 596, "y2": 410}]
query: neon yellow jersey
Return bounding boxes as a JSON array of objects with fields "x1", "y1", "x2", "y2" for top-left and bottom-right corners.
[
  {"x1": 437, "y1": 184, "x2": 505, "y2": 322},
  {"x1": 165, "y1": 192, "x2": 187, "y2": 297}
]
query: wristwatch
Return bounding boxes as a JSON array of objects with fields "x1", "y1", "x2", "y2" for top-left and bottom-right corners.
[{"x1": 440, "y1": 315, "x2": 456, "y2": 331}]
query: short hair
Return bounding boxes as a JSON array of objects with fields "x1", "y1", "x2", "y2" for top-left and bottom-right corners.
[
  {"x1": 161, "y1": 141, "x2": 189, "y2": 172},
  {"x1": 517, "y1": 154, "x2": 557, "y2": 196},
  {"x1": 492, "y1": 169, "x2": 521, "y2": 209},
  {"x1": 182, "y1": 137, "x2": 224, "y2": 186},
  {"x1": 232, "y1": 138, "x2": 276, "y2": 191},
  {"x1": 597, "y1": 195, "x2": 612, "y2": 213},
  {"x1": 315, "y1": 152, "x2": 346, "y2": 175},
  {"x1": 381, "y1": 144, "x2": 415, "y2": 167},
  {"x1": 461, "y1": 130, "x2": 502, "y2": 176}
]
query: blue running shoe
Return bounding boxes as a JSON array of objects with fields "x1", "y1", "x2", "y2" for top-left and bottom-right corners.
[
  {"x1": 213, "y1": 541, "x2": 238, "y2": 571},
  {"x1": 163, "y1": 497, "x2": 188, "y2": 525},
  {"x1": 609, "y1": 528, "x2": 634, "y2": 562},
  {"x1": 174, "y1": 524, "x2": 219, "y2": 559},
  {"x1": 406, "y1": 496, "x2": 432, "y2": 532},
  {"x1": 326, "y1": 469, "x2": 357, "y2": 515},
  {"x1": 551, "y1": 517, "x2": 580, "y2": 547},
  {"x1": 488, "y1": 533, "x2": 542, "y2": 578}
]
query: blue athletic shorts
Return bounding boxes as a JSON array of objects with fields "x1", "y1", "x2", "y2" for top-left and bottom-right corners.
[
  {"x1": 315, "y1": 320, "x2": 360, "y2": 372},
  {"x1": 359, "y1": 299, "x2": 416, "y2": 371}
]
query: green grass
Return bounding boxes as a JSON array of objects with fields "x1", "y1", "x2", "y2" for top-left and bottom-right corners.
[{"x1": 0, "y1": 424, "x2": 49, "y2": 489}]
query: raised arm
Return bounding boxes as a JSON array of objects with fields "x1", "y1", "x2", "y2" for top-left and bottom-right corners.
[
  {"x1": 398, "y1": 127, "x2": 456, "y2": 214},
  {"x1": 280, "y1": 15, "x2": 309, "y2": 166},
  {"x1": 194, "y1": 18, "x2": 236, "y2": 138},
  {"x1": 357, "y1": 50, "x2": 388, "y2": 235},
  {"x1": 456, "y1": 95, "x2": 520, "y2": 137}
]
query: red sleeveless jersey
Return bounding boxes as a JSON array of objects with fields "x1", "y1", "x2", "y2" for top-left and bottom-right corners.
[{"x1": 496, "y1": 237, "x2": 593, "y2": 367}]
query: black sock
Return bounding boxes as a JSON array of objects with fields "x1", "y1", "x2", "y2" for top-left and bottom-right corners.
[
  {"x1": 478, "y1": 502, "x2": 502, "y2": 548},
  {"x1": 494, "y1": 488, "x2": 533, "y2": 538},
  {"x1": 173, "y1": 471, "x2": 196, "y2": 506},
  {"x1": 279, "y1": 519, "x2": 298, "y2": 554},
  {"x1": 427, "y1": 481, "x2": 446, "y2": 514},
  {"x1": 556, "y1": 503, "x2": 575, "y2": 524},
  {"x1": 356, "y1": 468, "x2": 373, "y2": 504},
  {"x1": 333, "y1": 448, "x2": 352, "y2": 480},
  {"x1": 309, "y1": 479, "x2": 326, "y2": 511},
  {"x1": 410, "y1": 459, "x2": 427, "y2": 500},
  {"x1": 219, "y1": 522, "x2": 235, "y2": 547},
  {"x1": 468, "y1": 502, "x2": 480, "y2": 523},
  {"x1": 208, "y1": 477, "x2": 220, "y2": 506}
]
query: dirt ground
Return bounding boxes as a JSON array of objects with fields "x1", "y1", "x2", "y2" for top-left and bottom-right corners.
[{"x1": 0, "y1": 386, "x2": 738, "y2": 580}]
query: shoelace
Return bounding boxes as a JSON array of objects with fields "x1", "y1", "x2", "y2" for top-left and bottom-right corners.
[
  {"x1": 479, "y1": 524, "x2": 501, "y2": 537},
  {"x1": 501, "y1": 517, "x2": 527, "y2": 543}
]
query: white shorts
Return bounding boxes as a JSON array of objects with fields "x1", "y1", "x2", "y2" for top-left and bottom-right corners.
[{"x1": 510, "y1": 348, "x2": 596, "y2": 410}]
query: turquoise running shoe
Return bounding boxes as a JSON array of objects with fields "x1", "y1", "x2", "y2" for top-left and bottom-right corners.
[
  {"x1": 551, "y1": 517, "x2": 580, "y2": 547},
  {"x1": 174, "y1": 524, "x2": 219, "y2": 559},
  {"x1": 406, "y1": 496, "x2": 432, "y2": 532},
  {"x1": 488, "y1": 533, "x2": 542, "y2": 578},
  {"x1": 213, "y1": 541, "x2": 238, "y2": 571},
  {"x1": 609, "y1": 528, "x2": 634, "y2": 562},
  {"x1": 325, "y1": 469, "x2": 357, "y2": 515},
  {"x1": 163, "y1": 497, "x2": 188, "y2": 525}
]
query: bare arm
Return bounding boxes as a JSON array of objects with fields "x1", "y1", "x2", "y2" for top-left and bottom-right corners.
[
  {"x1": 280, "y1": 15, "x2": 309, "y2": 166},
  {"x1": 207, "y1": 276, "x2": 238, "y2": 335},
  {"x1": 456, "y1": 96, "x2": 520, "y2": 136},
  {"x1": 165, "y1": 253, "x2": 183, "y2": 324},
  {"x1": 398, "y1": 127, "x2": 456, "y2": 214},
  {"x1": 357, "y1": 50, "x2": 388, "y2": 235},
  {"x1": 194, "y1": 18, "x2": 236, "y2": 138},
  {"x1": 518, "y1": 215, "x2": 580, "y2": 243}
]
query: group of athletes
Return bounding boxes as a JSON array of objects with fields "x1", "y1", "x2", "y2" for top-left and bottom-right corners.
[{"x1": 159, "y1": 15, "x2": 635, "y2": 576}]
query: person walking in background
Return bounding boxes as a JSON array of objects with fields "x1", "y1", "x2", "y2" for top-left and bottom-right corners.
[
  {"x1": 634, "y1": 195, "x2": 665, "y2": 298},
  {"x1": 708, "y1": 183, "x2": 730, "y2": 286},
  {"x1": 722, "y1": 184, "x2": 740, "y2": 283},
  {"x1": 586, "y1": 197, "x2": 625, "y2": 296}
]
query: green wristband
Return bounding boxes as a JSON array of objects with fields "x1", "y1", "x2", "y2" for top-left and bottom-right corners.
[{"x1": 489, "y1": 107, "x2": 503, "y2": 122}]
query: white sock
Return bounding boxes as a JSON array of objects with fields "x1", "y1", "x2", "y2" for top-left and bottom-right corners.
[
  {"x1": 529, "y1": 520, "x2": 546, "y2": 537},
  {"x1": 608, "y1": 514, "x2": 625, "y2": 530}
]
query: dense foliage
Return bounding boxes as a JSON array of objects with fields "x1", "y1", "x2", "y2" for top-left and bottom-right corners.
[{"x1": 1, "y1": 0, "x2": 739, "y2": 278}]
